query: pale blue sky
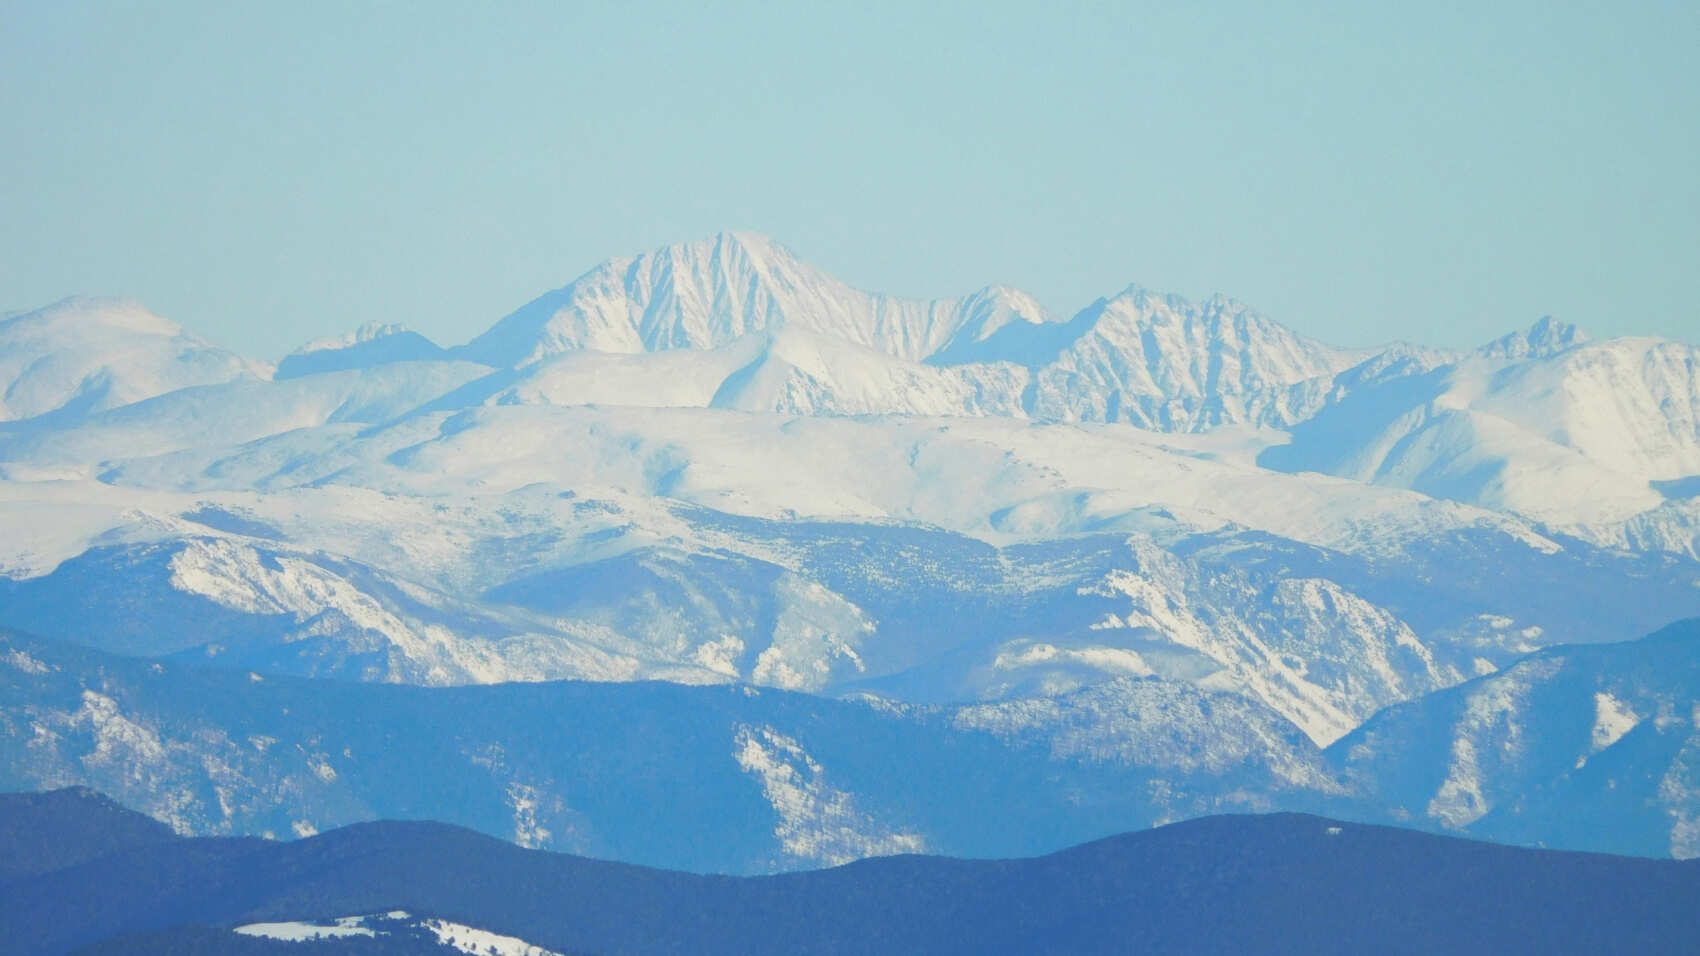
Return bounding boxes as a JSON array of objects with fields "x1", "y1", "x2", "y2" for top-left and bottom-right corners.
[{"x1": 3, "y1": 1, "x2": 1695, "y2": 358}]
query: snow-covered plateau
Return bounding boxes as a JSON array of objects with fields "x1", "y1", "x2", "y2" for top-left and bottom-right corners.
[{"x1": 2, "y1": 232, "x2": 1698, "y2": 867}]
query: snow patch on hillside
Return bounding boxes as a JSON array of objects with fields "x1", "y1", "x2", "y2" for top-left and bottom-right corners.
[
  {"x1": 425, "y1": 917, "x2": 561, "y2": 956},
  {"x1": 1591, "y1": 692, "x2": 1640, "y2": 753},
  {"x1": 733, "y1": 724, "x2": 924, "y2": 865},
  {"x1": 236, "y1": 917, "x2": 377, "y2": 941},
  {"x1": 236, "y1": 912, "x2": 563, "y2": 955},
  {"x1": 1425, "y1": 658, "x2": 1563, "y2": 828},
  {"x1": 952, "y1": 677, "x2": 1336, "y2": 790}
]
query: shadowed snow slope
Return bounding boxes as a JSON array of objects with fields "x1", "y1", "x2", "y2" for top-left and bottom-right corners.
[
  {"x1": 1329, "y1": 619, "x2": 1700, "y2": 858},
  {"x1": 276, "y1": 323, "x2": 451, "y2": 379}
]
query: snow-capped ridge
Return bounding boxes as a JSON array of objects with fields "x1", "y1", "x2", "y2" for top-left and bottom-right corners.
[
  {"x1": 921, "y1": 283, "x2": 1058, "y2": 365},
  {"x1": 292, "y1": 321, "x2": 425, "y2": 356},
  {"x1": 1264, "y1": 327, "x2": 1700, "y2": 537},
  {"x1": 425, "y1": 233, "x2": 1434, "y2": 432},
  {"x1": 1015, "y1": 285, "x2": 1372, "y2": 429},
  {"x1": 456, "y1": 232, "x2": 1053, "y2": 369},
  {"x1": 4, "y1": 296, "x2": 181, "y2": 337},
  {"x1": 0, "y1": 297, "x2": 268, "y2": 422},
  {"x1": 1476, "y1": 316, "x2": 1589, "y2": 361},
  {"x1": 11, "y1": 234, "x2": 1700, "y2": 554},
  {"x1": 277, "y1": 321, "x2": 449, "y2": 380}
]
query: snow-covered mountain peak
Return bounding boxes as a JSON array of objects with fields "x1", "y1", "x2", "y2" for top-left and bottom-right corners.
[
  {"x1": 1052, "y1": 284, "x2": 1368, "y2": 395},
  {"x1": 292, "y1": 321, "x2": 421, "y2": 356},
  {"x1": 276, "y1": 321, "x2": 450, "y2": 380},
  {"x1": 1333, "y1": 341, "x2": 1462, "y2": 385},
  {"x1": 6, "y1": 296, "x2": 181, "y2": 337},
  {"x1": 455, "y1": 232, "x2": 828, "y2": 367},
  {"x1": 0, "y1": 297, "x2": 252, "y2": 352},
  {"x1": 14, "y1": 236, "x2": 1696, "y2": 554},
  {"x1": 922, "y1": 284, "x2": 1055, "y2": 365},
  {"x1": 705, "y1": 228, "x2": 793, "y2": 260},
  {"x1": 955, "y1": 284, "x2": 1053, "y2": 328},
  {"x1": 457, "y1": 233, "x2": 1051, "y2": 369},
  {"x1": 0, "y1": 297, "x2": 268, "y2": 422},
  {"x1": 1265, "y1": 321, "x2": 1700, "y2": 535},
  {"x1": 617, "y1": 230, "x2": 817, "y2": 293},
  {"x1": 1078, "y1": 285, "x2": 1342, "y2": 368},
  {"x1": 1476, "y1": 316, "x2": 1590, "y2": 361},
  {"x1": 451, "y1": 233, "x2": 1382, "y2": 429}
]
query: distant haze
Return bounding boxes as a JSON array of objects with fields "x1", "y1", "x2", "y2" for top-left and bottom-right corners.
[{"x1": 2, "y1": 1, "x2": 1695, "y2": 358}]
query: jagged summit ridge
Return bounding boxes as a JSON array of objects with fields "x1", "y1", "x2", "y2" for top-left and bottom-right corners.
[
  {"x1": 1477, "y1": 315, "x2": 1590, "y2": 361},
  {"x1": 451, "y1": 233, "x2": 1363, "y2": 386},
  {"x1": 457, "y1": 231, "x2": 1056, "y2": 368},
  {"x1": 292, "y1": 321, "x2": 425, "y2": 356},
  {"x1": 7, "y1": 234, "x2": 1698, "y2": 552},
  {"x1": 1018, "y1": 286, "x2": 1369, "y2": 427},
  {"x1": 277, "y1": 320, "x2": 447, "y2": 380},
  {"x1": 440, "y1": 232, "x2": 1383, "y2": 431}
]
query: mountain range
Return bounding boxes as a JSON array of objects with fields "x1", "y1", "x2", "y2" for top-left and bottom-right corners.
[
  {"x1": 2, "y1": 232, "x2": 1698, "y2": 872},
  {"x1": 5, "y1": 787, "x2": 1699, "y2": 955}
]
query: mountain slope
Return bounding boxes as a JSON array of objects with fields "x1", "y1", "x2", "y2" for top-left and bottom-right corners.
[
  {"x1": 0, "y1": 787, "x2": 179, "y2": 881},
  {"x1": 0, "y1": 536, "x2": 715, "y2": 685},
  {"x1": 0, "y1": 626, "x2": 1342, "y2": 874},
  {"x1": 1329, "y1": 619, "x2": 1700, "y2": 858}
]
